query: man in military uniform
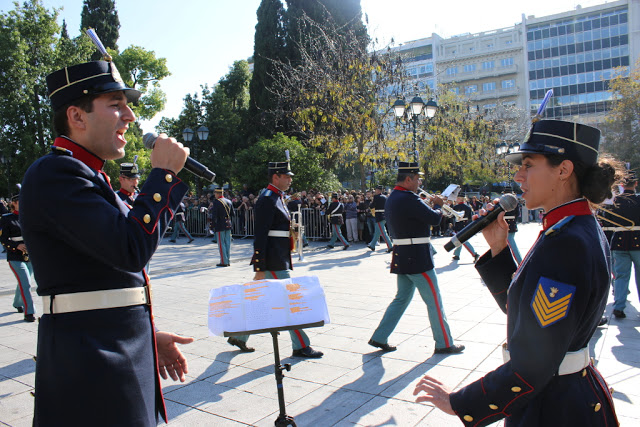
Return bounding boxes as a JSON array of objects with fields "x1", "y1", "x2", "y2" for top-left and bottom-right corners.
[
  {"x1": 610, "y1": 172, "x2": 640, "y2": 319},
  {"x1": 0, "y1": 193, "x2": 35, "y2": 322},
  {"x1": 21, "y1": 59, "x2": 194, "y2": 425},
  {"x1": 368, "y1": 162, "x2": 464, "y2": 355},
  {"x1": 212, "y1": 188, "x2": 233, "y2": 267},
  {"x1": 327, "y1": 193, "x2": 349, "y2": 250},
  {"x1": 451, "y1": 195, "x2": 479, "y2": 262},
  {"x1": 227, "y1": 161, "x2": 323, "y2": 358},
  {"x1": 367, "y1": 185, "x2": 392, "y2": 252},
  {"x1": 116, "y1": 161, "x2": 140, "y2": 207},
  {"x1": 503, "y1": 190, "x2": 523, "y2": 264}
]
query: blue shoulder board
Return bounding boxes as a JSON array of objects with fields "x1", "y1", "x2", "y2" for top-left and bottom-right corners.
[
  {"x1": 52, "y1": 146, "x2": 73, "y2": 156},
  {"x1": 263, "y1": 189, "x2": 273, "y2": 197}
]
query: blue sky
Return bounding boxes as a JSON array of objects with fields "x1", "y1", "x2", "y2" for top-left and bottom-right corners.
[{"x1": 1, "y1": 0, "x2": 604, "y2": 133}]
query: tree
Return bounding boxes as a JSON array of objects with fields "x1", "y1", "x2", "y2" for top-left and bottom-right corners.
[
  {"x1": 602, "y1": 61, "x2": 640, "y2": 172},
  {"x1": 248, "y1": 0, "x2": 287, "y2": 139},
  {"x1": 111, "y1": 45, "x2": 171, "y2": 121},
  {"x1": 234, "y1": 133, "x2": 340, "y2": 192},
  {"x1": 0, "y1": 0, "x2": 93, "y2": 197},
  {"x1": 80, "y1": 0, "x2": 120, "y2": 60}
]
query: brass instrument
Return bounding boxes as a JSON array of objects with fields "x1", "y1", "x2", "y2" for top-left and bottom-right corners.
[
  {"x1": 595, "y1": 202, "x2": 636, "y2": 231},
  {"x1": 290, "y1": 208, "x2": 305, "y2": 261},
  {"x1": 418, "y1": 188, "x2": 465, "y2": 221}
]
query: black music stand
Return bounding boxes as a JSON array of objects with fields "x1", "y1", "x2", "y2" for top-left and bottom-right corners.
[{"x1": 225, "y1": 321, "x2": 325, "y2": 427}]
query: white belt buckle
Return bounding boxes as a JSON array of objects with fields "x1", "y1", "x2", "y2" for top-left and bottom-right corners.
[{"x1": 502, "y1": 345, "x2": 589, "y2": 376}]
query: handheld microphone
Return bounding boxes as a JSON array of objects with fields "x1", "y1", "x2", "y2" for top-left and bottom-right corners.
[
  {"x1": 143, "y1": 132, "x2": 216, "y2": 182},
  {"x1": 444, "y1": 194, "x2": 519, "y2": 252}
]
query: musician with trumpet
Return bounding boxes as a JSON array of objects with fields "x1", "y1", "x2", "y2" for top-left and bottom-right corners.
[
  {"x1": 368, "y1": 162, "x2": 465, "y2": 355},
  {"x1": 451, "y1": 195, "x2": 480, "y2": 263},
  {"x1": 609, "y1": 171, "x2": 640, "y2": 319}
]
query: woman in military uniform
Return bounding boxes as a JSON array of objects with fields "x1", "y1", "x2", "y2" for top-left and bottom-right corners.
[{"x1": 414, "y1": 119, "x2": 620, "y2": 426}]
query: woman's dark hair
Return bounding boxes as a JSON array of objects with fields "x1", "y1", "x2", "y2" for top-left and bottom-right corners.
[
  {"x1": 52, "y1": 94, "x2": 97, "y2": 136},
  {"x1": 546, "y1": 154, "x2": 624, "y2": 204}
]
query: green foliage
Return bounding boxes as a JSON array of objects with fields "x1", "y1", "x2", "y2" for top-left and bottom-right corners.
[
  {"x1": 111, "y1": 45, "x2": 171, "y2": 121},
  {"x1": 234, "y1": 133, "x2": 340, "y2": 192},
  {"x1": 602, "y1": 61, "x2": 640, "y2": 172},
  {"x1": 248, "y1": 0, "x2": 287, "y2": 139},
  {"x1": 0, "y1": 0, "x2": 93, "y2": 196},
  {"x1": 80, "y1": 0, "x2": 120, "y2": 59}
]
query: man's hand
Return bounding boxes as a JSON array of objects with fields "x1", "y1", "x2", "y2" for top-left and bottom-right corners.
[
  {"x1": 17, "y1": 243, "x2": 27, "y2": 253},
  {"x1": 253, "y1": 271, "x2": 266, "y2": 281},
  {"x1": 150, "y1": 133, "x2": 190, "y2": 174},
  {"x1": 156, "y1": 331, "x2": 194, "y2": 382},
  {"x1": 413, "y1": 374, "x2": 456, "y2": 415}
]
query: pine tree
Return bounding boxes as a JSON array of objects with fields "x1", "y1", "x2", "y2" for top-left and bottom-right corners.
[
  {"x1": 80, "y1": 0, "x2": 120, "y2": 60},
  {"x1": 248, "y1": 0, "x2": 287, "y2": 139}
]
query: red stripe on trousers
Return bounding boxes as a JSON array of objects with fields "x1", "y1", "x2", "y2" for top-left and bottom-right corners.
[
  {"x1": 270, "y1": 270, "x2": 306, "y2": 349},
  {"x1": 8, "y1": 262, "x2": 29, "y2": 312},
  {"x1": 463, "y1": 242, "x2": 474, "y2": 256},
  {"x1": 218, "y1": 232, "x2": 225, "y2": 264},
  {"x1": 421, "y1": 272, "x2": 451, "y2": 348},
  {"x1": 334, "y1": 224, "x2": 347, "y2": 246},
  {"x1": 378, "y1": 222, "x2": 391, "y2": 248}
]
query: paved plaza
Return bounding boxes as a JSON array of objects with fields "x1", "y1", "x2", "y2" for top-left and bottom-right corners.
[{"x1": 1, "y1": 223, "x2": 639, "y2": 426}]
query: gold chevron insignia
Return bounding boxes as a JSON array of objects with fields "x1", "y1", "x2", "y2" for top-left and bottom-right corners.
[{"x1": 531, "y1": 279, "x2": 575, "y2": 328}]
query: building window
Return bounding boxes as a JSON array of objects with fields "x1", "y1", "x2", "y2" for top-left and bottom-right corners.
[
  {"x1": 502, "y1": 79, "x2": 515, "y2": 88},
  {"x1": 463, "y1": 64, "x2": 476, "y2": 73},
  {"x1": 501, "y1": 57, "x2": 514, "y2": 67},
  {"x1": 487, "y1": 43, "x2": 494, "y2": 48},
  {"x1": 483, "y1": 82, "x2": 496, "y2": 92},
  {"x1": 465, "y1": 85, "x2": 478, "y2": 94},
  {"x1": 446, "y1": 67, "x2": 458, "y2": 75},
  {"x1": 450, "y1": 87, "x2": 460, "y2": 94},
  {"x1": 483, "y1": 103, "x2": 497, "y2": 110},
  {"x1": 482, "y1": 61, "x2": 495, "y2": 70}
]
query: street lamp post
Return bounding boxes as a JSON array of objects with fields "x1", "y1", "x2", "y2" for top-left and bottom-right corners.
[
  {"x1": 182, "y1": 126, "x2": 210, "y2": 195},
  {"x1": 495, "y1": 141, "x2": 519, "y2": 191},
  {"x1": 393, "y1": 94, "x2": 438, "y2": 163}
]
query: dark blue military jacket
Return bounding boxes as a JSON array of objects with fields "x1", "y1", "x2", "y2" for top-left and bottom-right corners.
[
  {"x1": 452, "y1": 202, "x2": 473, "y2": 233},
  {"x1": 21, "y1": 137, "x2": 188, "y2": 426},
  {"x1": 212, "y1": 196, "x2": 233, "y2": 231},
  {"x1": 372, "y1": 193, "x2": 387, "y2": 222},
  {"x1": 0, "y1": 211, "x2": 27, "y2": 262},
  {"x1": 610, "y1": 189, "x2": 640, "y2": 251},
  {"x1": 386, "y1": 186, "x2": 442, "y2": 274},
  {"x1": 250, "y1": 184, "x2": 292, "y2": 272},
  {"x1": 328, "y1": 200, "x2": 344, "y2": 224},
  {"x1": 450, "y1": 200, "x2": 617, "y2": 427},
  {"x1": 116, "y1": 188, "x2": 136, "y2": 207}
]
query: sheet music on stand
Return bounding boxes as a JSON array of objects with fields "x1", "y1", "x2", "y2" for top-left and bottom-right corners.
[{"x1": 208, "y1": 275, "x2": 330, "y2": 336}]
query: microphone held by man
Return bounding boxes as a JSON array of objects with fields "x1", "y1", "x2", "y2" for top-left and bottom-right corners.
[
  {"x1": 444, "y1": 194, "x2": 519, "y2": 252},
  {"x1": 143, "y1": 132, "x2": 216, "y2": 182}
]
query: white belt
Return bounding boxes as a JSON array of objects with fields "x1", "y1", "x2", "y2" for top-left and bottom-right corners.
[
  {"x1": 8, "y1": 236, "x2": 24, "y2": 242},
  {"x1": 375, "y1": 210, "x2": 384, "y2": 213},
  {"x1": 601, "y1": 226, "x2": 640, "y2": 231},
  {"x1": 393, "y1": 237, "x2": 431, "y2": 246},
  {"x1": 268, "y1": 230, "x2": 290, "y2": 238},
  {"x1": 42, "y1": 287, "x2": 149, "y2": 314},
  {"x1": 502, "y1": 344, "x2": 589, "y2": 376},
  {"x1": 504, "y1": 216, "x2": 515, "y2": 220}
]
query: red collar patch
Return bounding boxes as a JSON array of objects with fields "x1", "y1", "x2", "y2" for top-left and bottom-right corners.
[
  {"x1": 267, "y1": 184, "x2": 283, "y2": 196},
  {"x1": 542, "y1": 199, "x2": 592, "y2": 231},
  {"x1": 54, "y1": 137, "x2": 105, "y2": 171},
  {"x1": 393, "y1": 185, "x2": 410, "y2": 192}
]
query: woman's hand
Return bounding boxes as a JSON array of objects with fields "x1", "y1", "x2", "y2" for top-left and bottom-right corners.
[{"x1": 478, "y1": 200, "x2": 509, "y2": 257}]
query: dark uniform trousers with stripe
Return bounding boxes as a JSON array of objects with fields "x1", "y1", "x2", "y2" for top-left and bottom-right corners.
[
  {"x1": 449, "y1": 200, "x2": 618, "y2": 427},
  {"x1": 242, "y1": 185, "x2": 310, "y2": 350},
  {"x1": 21, "y1": 137, "x2": 188, "y2": 426},
  {"x1": 371, "y1": 187, "x2": 455, "y2": 349}
]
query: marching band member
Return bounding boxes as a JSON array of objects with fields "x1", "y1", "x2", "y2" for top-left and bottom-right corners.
[
  {"x1": 368, "y1": 162, "x2": 464, "y2": 355},
  {"x1": 116, "y1": 161, "x2": 140, "y2": 207},
  {"x1": 451, "y1": 194, "x2": 479, "y2": 263},
  {"x1": 367, "y1": 185, "x2": 392, "y2": 252},
  {"x1": 327, "y1": 192, "x2": 349, "y2": 250}
]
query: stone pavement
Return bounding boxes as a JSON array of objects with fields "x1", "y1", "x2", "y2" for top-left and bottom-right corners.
[{"x1": 1, "y1": 223, "x2": 639, "y2": 426}]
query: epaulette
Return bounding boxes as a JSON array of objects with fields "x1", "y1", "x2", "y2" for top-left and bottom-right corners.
[
  {"x1": 52, "y1": 146, "x2": 73, "y2": 156},
  {"x1": 1, "y1": 212, "x2": 12, "y2": 217},
  {"x1": 263, "y1": 189, "x2": 273, "y2": 197},
  {"x1": 544, "y1": 215, "x2": 575, "y2": 237}
]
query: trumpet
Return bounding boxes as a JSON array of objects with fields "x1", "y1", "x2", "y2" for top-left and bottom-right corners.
[{"x1": 418, "y1": 189, "x2": 465, "y2": 221}]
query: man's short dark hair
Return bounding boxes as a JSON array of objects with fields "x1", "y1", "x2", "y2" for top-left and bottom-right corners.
[
  {"x1": 52, "y1": 94, "x2": 97, "y2": 136},
  {"x1": 396, "y1": 172, "x2": 418, "y2": 183}
]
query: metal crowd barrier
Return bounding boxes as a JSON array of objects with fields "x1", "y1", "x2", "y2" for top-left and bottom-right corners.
[{"x1": 182, "y1": 207, "x2": 332, "y2": 239}]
